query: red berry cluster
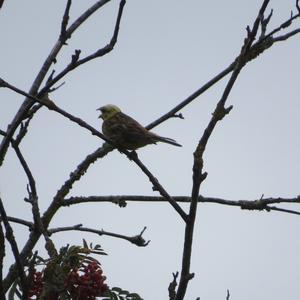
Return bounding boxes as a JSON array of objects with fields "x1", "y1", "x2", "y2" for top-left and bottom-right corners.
[
  {"x1": 28, "y1": 269, "x2": 43, "y2": 299},
  {"x1": 27, "y1": 261, "x2": 107, "y2": 300},
  {"x1": 66, "y1": 260, "x2": 108, "y2": 299}
]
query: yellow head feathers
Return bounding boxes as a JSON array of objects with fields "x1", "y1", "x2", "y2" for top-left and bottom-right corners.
[{"x1": 97, "y1": 104, "x2": 121, "y2": 120}]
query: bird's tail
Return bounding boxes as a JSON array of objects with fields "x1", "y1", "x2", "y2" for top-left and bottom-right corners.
[{"x1": 156, "y1": 136, "x2": 182, "y2": 147}]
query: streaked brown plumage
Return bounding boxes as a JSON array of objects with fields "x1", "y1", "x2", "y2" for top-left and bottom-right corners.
[{"x1": 97, "y1": 104, "x2": 182, "y2": 150}]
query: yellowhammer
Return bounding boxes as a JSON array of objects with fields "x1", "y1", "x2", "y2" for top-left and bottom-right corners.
[{"x1": 97, "y1": 104, "x2": 182, "y2": 150}]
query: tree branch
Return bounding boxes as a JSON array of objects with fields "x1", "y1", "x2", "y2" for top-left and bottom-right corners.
[
  {"x1": 0, "y1": 0, "x2": 115, "y2": 167},
  {"x1": 1, "y1": 129, "x2": 49, "y2": 244},
  {"x1": 40, "y1": 0, "x2": 126, "y2": 96},
  {"x1": 60, "y1": 0, "x2": 72, "y2": 41},
  {"x1": 0, "y1": 198, "x2": 28, "y2": 298},
  {"x1": 0, "y1": 217, "x2": 34, "y2": 230},
  {"x1": 63, "y1": 195, "x2": 300, "y2": 213},
  {"x1": 48, "y1": 224, "x2": 150, "y2": 247},
  {"x1": 175, "y1": 1, "x2": 271, "y2": 299},
  {"x1": 0, "y1": 223, "x2": 5, "y2": 299},
  {"x1": 147, "y1": 1, "x2": 300, "y2": 131}
]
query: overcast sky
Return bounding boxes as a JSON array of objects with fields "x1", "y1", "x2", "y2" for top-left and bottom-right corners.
[{"x1": 1, "y1": 0, "x2": 300, "y2": 299}]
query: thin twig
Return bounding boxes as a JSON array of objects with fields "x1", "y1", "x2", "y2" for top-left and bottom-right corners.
[
  {"x1": 0, "y1": 217, "x2": 34, "y2": 229},
  {"x1": 268, "y1": 206, "x2": 300, "y2": 216},
  {"x1": 263, "y1": 3, "x2": 300, "y2": 40},
  {"x1": 168, "y1": 272, "x2": 179, "y2": 300},
  {"x1": 273, "y1": 28, "x2": 300, "y2": 41},
  {"x1": 146, "y1": 64, "x2": 234, "y2": 130},
  {"x1": 60, "y1": 0, "x2": 72, "y2": 41},
  {"x1": 226, "y1": 289, "x2": 230, "y2": 300},
  {"x1": 3, "y1": 131, "x2": 49, "y2": 243},
  {"x1": 48, "y1": 224, "x2": 150, "y2": 247},
  {"x1": 40, "y1": 0, "x2": 126, "y2": 96}
]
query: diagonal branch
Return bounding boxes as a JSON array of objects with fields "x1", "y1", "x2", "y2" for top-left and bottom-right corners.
[
  {"x1": 129, "y1": 152, "x2": 188, "y2": 222},
  {"x1": 1, "y1": 128, "x2": 49, "y2": 242},
  {"x1": 146, "y1": 63, "x2": 235, "y2": 130},
  {"x1": 268, "y1": 206, "x2": 300, "y2": 216}
]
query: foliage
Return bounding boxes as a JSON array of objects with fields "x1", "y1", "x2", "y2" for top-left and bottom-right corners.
[{"x1": 8, "y1": 241, "x2": 143, "y2": 300}]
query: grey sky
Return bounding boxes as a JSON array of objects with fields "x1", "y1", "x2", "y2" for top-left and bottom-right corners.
[{"x1": 1, "y1": 0, "x2": 300, "y2": 299}]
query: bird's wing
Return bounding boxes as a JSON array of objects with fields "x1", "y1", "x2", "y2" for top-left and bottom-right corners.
[{"x1": 111, "y1": 112, "x2": 154, "y2": 144}]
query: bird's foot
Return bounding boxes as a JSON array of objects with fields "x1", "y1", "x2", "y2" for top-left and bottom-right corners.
[{"x1": 128, "y1": 150, "x2": 138, "y2": 160}]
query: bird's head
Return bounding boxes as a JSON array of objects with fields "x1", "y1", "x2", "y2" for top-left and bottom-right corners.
[{"x1": 97, "y1": 104, "x2": 121, "y2": 120}]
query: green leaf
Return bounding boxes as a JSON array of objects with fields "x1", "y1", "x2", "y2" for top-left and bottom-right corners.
[
  {"x1": 82, "y1": 238, "x2": 88, "y2": 248},
  {"x1": 111, "y1": 292, "x2": 119, "y2": 300},
  {"x1": 111, "y1": 287, "x2": 123, "y2": 293},
  {"x1": 119, "y1": 290, "x2": 129, "y2": 296},
  {"x1": 127, "y1": 293, "x2": 143, "y2": 300}
]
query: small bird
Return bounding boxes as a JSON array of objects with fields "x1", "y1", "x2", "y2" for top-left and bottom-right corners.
[{"x1": 97, "y1": 104, "x2": 182, "y2": 150}]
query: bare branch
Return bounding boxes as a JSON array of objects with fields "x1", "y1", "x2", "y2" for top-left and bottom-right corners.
[
  {"x1": 0, "y1": 217, "x2": 34, "y2": 230},
  {"x1": 0, "y1": 223, "x2": 5, "y2": 299},
  {"x1": 273, "y1": 28, "x2": 300, "y2": 41},
  {"x1": 260, "y1": 9, "x2": 273, "y2": 38},
  {"x1": 268, "y1": 206, "x2": 300, "y2": 216},
  {"x1": 0, "y1": 198, "x2": 28, "y2": 298},
  {"x1": 63, "y1": 194, "x2": 300, "y2": 210},
  {"x1": 60, "y1": 0, "x2": 72, "y2": 42},
  {"x1": 175, "y1": 1, "x2": 271, "y2": 299},
  {"x1": 40, "y1": 0, "x2": 126, "y2": 95},
  {"x1": 129, "y1": 152, "x2": 188, "y2": 222},
  {"x1": 2, "y1": 128, "x2": 49, "y2": 244},
  {"x1": 146, "y1": 63, "x2": 234, "y2": 130},
  {"x1": 48, "y1": 224, "x2": 150, "y2": 247},
  {"x1": 263, "y1": 3, "x2": 300, "y2": 41},
  {"x1": 0, "y1": 0, "x2": 115, "y2": 167},
  {"x1": 147, "y1": 1, "x2": 300, "y2": 132},
  {"x1": 0, "y1": 79, "x2": 108, "y2": 141},
  {"x1": 11, "y1": 142, "x2": 37, "y2": 201},
  {"x1": 168, "y1": 272, "x2": 179, "y2": 300}
]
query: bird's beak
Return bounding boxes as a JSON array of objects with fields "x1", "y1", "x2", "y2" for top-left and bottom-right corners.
[{"x1": 96, "y1": 107, "x2": 103, "y2": 119}]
